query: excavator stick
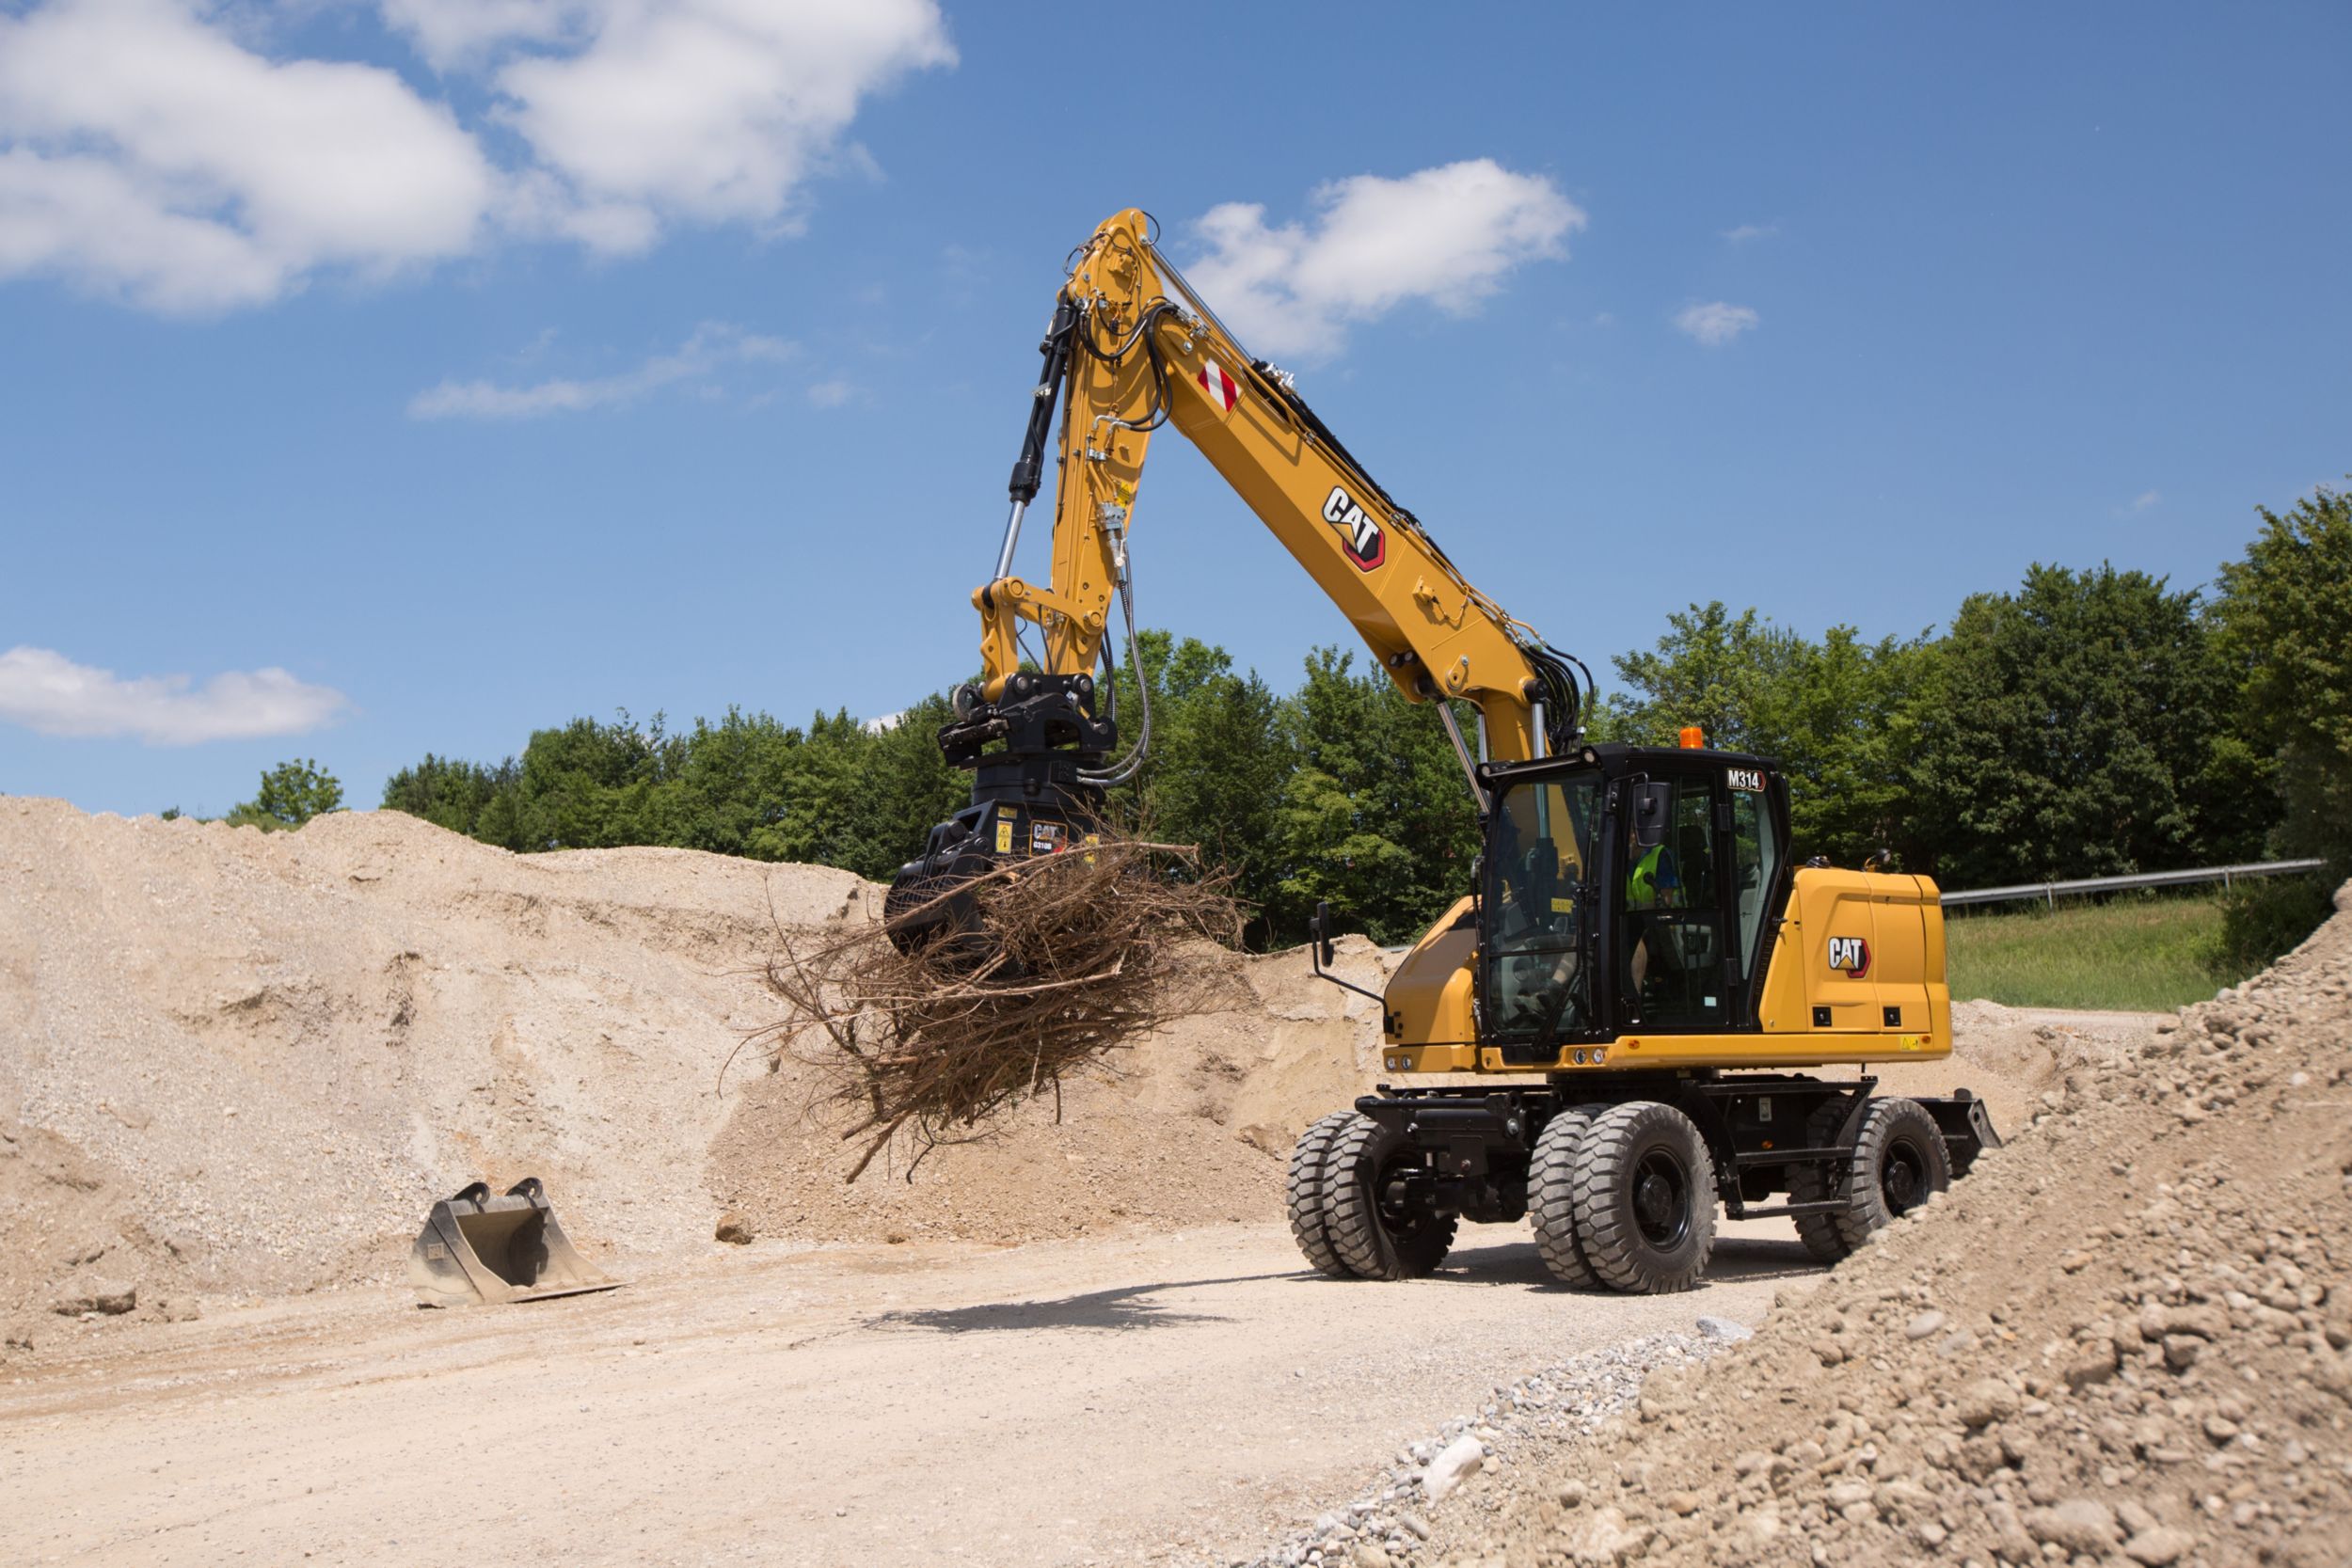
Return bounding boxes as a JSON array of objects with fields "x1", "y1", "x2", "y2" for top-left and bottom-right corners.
[{"x1": 407, "y1": 1177, "x2": 621, "y2": 1307}]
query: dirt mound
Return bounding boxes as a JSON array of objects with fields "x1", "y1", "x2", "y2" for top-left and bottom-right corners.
[
  {"x1": 0, "y1": 797, "x2": 1379, "y2": 1327},
  {"x1": 0, "y1": 797, "x2": 859, "y2": 1321},
  {"x1": 1421, "y1": 885, "x2": 2352, "y2": 1568}
]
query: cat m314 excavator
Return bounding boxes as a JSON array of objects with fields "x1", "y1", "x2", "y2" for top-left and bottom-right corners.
[{"x1": 889, "y1": 208, "x2": 1999, "y2": 1293}]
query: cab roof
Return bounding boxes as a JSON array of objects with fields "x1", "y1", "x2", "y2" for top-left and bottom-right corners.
[{"x1": 1480, "y1": 741, "x2": 1782, "y2": 785}]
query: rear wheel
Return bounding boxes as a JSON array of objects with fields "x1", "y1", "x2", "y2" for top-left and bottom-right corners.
[
  {"x1": 1285, "y1": 1112, "x2": 1359, "y2": 1278},
  {"x1": 1832, "y1": 1097, "x2": 1950, "y2": 1252},
  {"x1": 1323, "y1": 1114, "x2": 1457, "y2": 1281},
  {"x1": 1569, "y1": 1101, "x2": 1717, "y2": 1294},
  {"x1": 1788, "y1": 1098, "x2": 1859, "y2": 1264},
  {"x1": 1529, "y1": 1106, "x2": 1600, "y2": 1288}
]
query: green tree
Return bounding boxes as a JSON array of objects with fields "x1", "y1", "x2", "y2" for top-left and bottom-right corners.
[
  {"x1": 227, "y1": 758, "x2": 343, "y2": 830},
  {"x1": 381, "y1": 754, "x2": 516, "y2": 836},
  {"x1": 1130, "y1": 641, "x2": 1291, "y2": 942},
  {"x1": 1911, "y1": 563, "x2": 2259, "y2": 888},
  {"x1": 1272, "y1": 647, "x2": 1482, "y2": 945},
  {"x1": 1609, "y1": 603, "x2": 1936, "y2": 866},
  {"x1": 2214, "y1": 484, "x2": 2352, "y2": 869},
  {"x1": 2209, "y1": 484, "x2": 2352, "y2": 965}
]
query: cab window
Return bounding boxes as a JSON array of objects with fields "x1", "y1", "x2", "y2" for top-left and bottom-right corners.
[
  {"x1": 1730, "y1": 783, "x2": 1782, "y2": 981},
  {"x1": 1485, "y1": 773, "x2": 1601, "y2": 1039}
]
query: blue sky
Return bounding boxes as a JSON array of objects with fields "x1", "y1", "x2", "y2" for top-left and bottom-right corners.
[{"x1": 3, "y1": 1, "x2": 2346, "y2": 817}]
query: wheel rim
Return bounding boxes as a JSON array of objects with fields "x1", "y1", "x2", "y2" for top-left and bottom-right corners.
[
  {"x1": 1631, "y1": 1147, "x2": 1691, "y2": 1248},
  {"x1": 1377, "y1": 1162, "x2": 1439, "y2": 1243},
  {"x1": 1881, "y1": 1137, "x2": 1928, "y2": 1215}
]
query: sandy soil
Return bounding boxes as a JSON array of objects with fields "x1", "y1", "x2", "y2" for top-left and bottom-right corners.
[
  {"x1": 1, "y1": 1221, "x2": 1808, "y2": 1568},
  {"x1": 3, "y1": 796, "x2": 2237, "y2": 1567}
]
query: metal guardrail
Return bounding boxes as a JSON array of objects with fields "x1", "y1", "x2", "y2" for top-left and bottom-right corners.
[{"x1": 1940, "y1": 859, "x2": 2326, "y2": 909}]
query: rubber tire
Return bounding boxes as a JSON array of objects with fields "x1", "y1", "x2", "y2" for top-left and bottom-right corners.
[
  {"x1": 1788, "y1": 1098, "x2": 1859, "y2": 1265},
  {"x1": 1529, "y1": 1106, "x2": 1601, "y2": 1288},
  {"x1": 1831, "y1": 1097, "x2": 1951, "y2": 1253},
  {"x1": 1569, "y1": 1101, "x2": 1717, "y2": 1294},
  {"x1": 1286, "y1": 1111, "x2": 1359, "y2": 1278},
  {"x1": 1323, "y1": 1114, "x2": 1458, "y2": 1281}
]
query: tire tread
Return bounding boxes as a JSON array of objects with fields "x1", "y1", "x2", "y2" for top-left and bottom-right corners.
[
  {"x1": 1323, "y1": 1114, "x2": 1456, "y2": 1281},
  {"x1": 1529, "y1": 1107, "x2": 1599, "y2": 1288},
  {"x1": 1286, "y1": 1111, "x2": 1359, "y2": 1278}
]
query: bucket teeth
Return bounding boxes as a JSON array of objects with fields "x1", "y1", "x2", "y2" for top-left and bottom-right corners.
[{"x1": 407, "y1": 1177, "x2": 621, "y2": 1307}]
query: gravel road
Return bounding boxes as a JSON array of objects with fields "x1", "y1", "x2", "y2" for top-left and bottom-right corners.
[{"x1": 1, "y1": 1219, "x2": 1816, "y2": 1567}]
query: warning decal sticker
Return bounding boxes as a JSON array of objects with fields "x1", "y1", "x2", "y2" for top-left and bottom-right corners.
[{"x1": 1197, "y1": 361, "x2": 1239, "y2": 413}]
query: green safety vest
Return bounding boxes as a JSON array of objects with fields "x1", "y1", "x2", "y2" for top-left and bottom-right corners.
[{"x1": 1628, "y1": 845, "x2": 1667, "y2": 908}]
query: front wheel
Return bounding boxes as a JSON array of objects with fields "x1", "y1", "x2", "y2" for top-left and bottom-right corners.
[
  {"x1": 1529, "y1": 1106, "x2": 1601, "y2": 1289},
  {"x1": 1322, "y1": 1115, "x2": 1457, "y2": 1280},
  {"x1": 1569, "y1": 1101, "x2": 1717, "y2": 1294}
]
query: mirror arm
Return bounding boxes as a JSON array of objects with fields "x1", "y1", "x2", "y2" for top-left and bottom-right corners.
[{"x1": 1308, "y1": 899, "x2": 1387, "y2": 1006}]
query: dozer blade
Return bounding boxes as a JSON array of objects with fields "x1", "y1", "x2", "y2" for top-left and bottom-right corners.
[{"x1": 407, "y1": 1176, "x2": 621, "y2": 1307}]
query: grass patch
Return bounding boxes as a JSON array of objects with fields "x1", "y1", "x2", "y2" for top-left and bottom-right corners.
[{"x1": 1944, "y1": 892, "x2": 2253, "y2": 1012}]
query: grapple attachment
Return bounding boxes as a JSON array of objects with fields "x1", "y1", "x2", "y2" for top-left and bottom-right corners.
[
  {"x1": 407, "y1": 1177, "x2": 620, "y2": 1307},
  {"x1": 888, "y1": 672, "x2": 1111, "y2": 956}
]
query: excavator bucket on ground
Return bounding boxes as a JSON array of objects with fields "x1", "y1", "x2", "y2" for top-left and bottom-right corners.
[{"x1": 407, "y1": 1177, "x2": 621, "y2": 1307}]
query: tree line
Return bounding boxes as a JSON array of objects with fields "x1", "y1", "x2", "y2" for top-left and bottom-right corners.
[{"x1": 371, "y1": 486, "x2": 2346, "y2": 956}]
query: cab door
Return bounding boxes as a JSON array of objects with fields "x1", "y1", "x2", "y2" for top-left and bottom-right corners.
[{"x1": 1618, "y1": 771, "x2": 1731, "y2": 1030}]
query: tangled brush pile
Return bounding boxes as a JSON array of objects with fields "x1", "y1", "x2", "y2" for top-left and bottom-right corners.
[{"x1": 753, "y1": 837, "x2": 1243, "y2": 1180}]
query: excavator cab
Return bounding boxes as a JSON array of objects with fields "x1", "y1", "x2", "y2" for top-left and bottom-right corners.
[{"x1": 1477, "y1": 746, "x2": 1788, "y2": 1047}]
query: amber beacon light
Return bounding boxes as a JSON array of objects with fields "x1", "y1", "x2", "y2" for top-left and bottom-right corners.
[{"x1": 1677, "y1": 724, "x2": 1706, "y2": 750}]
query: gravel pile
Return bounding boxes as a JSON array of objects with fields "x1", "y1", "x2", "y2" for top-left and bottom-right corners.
[
  {"x1": 1212, "y1": 1330, "x2": 1742, "y2": 1568},
  {"x1": 1391, "y1": 882, "x2": 2352, "y2": 1568}
]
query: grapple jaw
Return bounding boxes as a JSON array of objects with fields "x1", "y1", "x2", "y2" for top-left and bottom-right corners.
[
  {"x1": 886, "y1": 673, "x2": 1111, "y2": 956},
  {"x1": 407, "y1": 1177, "x2": 620, "y2": 1307}
]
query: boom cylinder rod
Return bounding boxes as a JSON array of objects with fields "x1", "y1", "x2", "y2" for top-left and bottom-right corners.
[
  {"x1": 1434, "y1": 697, "x2": 1487, "y2": 816},
  {"x1": 993, "y1": 499, "x2": 1028, "y2": 582}
]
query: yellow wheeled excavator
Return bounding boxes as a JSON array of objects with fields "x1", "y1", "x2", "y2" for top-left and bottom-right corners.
[{"x1": 890, "y1": 209, "x2": 1999, "y2": 1293}]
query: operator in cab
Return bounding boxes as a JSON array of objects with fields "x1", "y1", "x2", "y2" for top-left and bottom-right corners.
[{"x1": 1626, "y1": 804, "x2": 1681, "y2": 997}]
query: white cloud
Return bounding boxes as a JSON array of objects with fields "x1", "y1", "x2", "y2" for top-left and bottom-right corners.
[
  {"x1": 2122, "y1": 489, "x2": 2161, "y2": 515},
  {"x1": 0, "y1": 0, "x2": 955, "y2": 311},
  {"x1": 491, "y1": 0, "x2": 955, "y2": 252},
  {"x1": 408, "y1": 321, "x2": 795, "y2": 419},
  {"x1": 377, "y1": 0, "x2": 593, "y2": 70},
  {"x1": 0, "y1": 0, "x2": 496, "y2": 312},
  {"x1": 1722, "y1": 222, "x2": 1779, "y2": 244},
  {"x1": 1182, "y1": 160, "x2": 1584, "y2": 359},
  {"x1": 0, "y1": 645, "x2": 349, "y2": 745},
  {"x1": 1675, "y1": 301, "x2": 1759, "y2": 347},
  {"x1": 805, "y1": 378, "x2": 852, "y2": 408}
]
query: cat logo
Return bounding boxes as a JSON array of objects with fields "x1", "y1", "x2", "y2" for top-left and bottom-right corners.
[
  {"x1": 1827, "y1": 936, "x2": 1871, "y2": 977},
  {"x1": 1320, "y1": 485, "x2": 1388, "y2": 571}
]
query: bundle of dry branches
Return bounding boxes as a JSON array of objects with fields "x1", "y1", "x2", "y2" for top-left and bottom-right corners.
[{"x1": 752, "y1": 836, "x2": 1243, "y2": 1180}]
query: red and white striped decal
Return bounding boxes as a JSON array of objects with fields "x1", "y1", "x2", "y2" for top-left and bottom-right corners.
[{"x1": 1197, "y1": 359, "x2": 1238, "y2": 413}]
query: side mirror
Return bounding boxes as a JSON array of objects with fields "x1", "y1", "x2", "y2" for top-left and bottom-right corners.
[
  {"x1": 1633, "y1": 782, "x2": 1672, "y2": 849},
  {"x1": 1311, "y1": 899, "x2": 1338, "y2": 965}
]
